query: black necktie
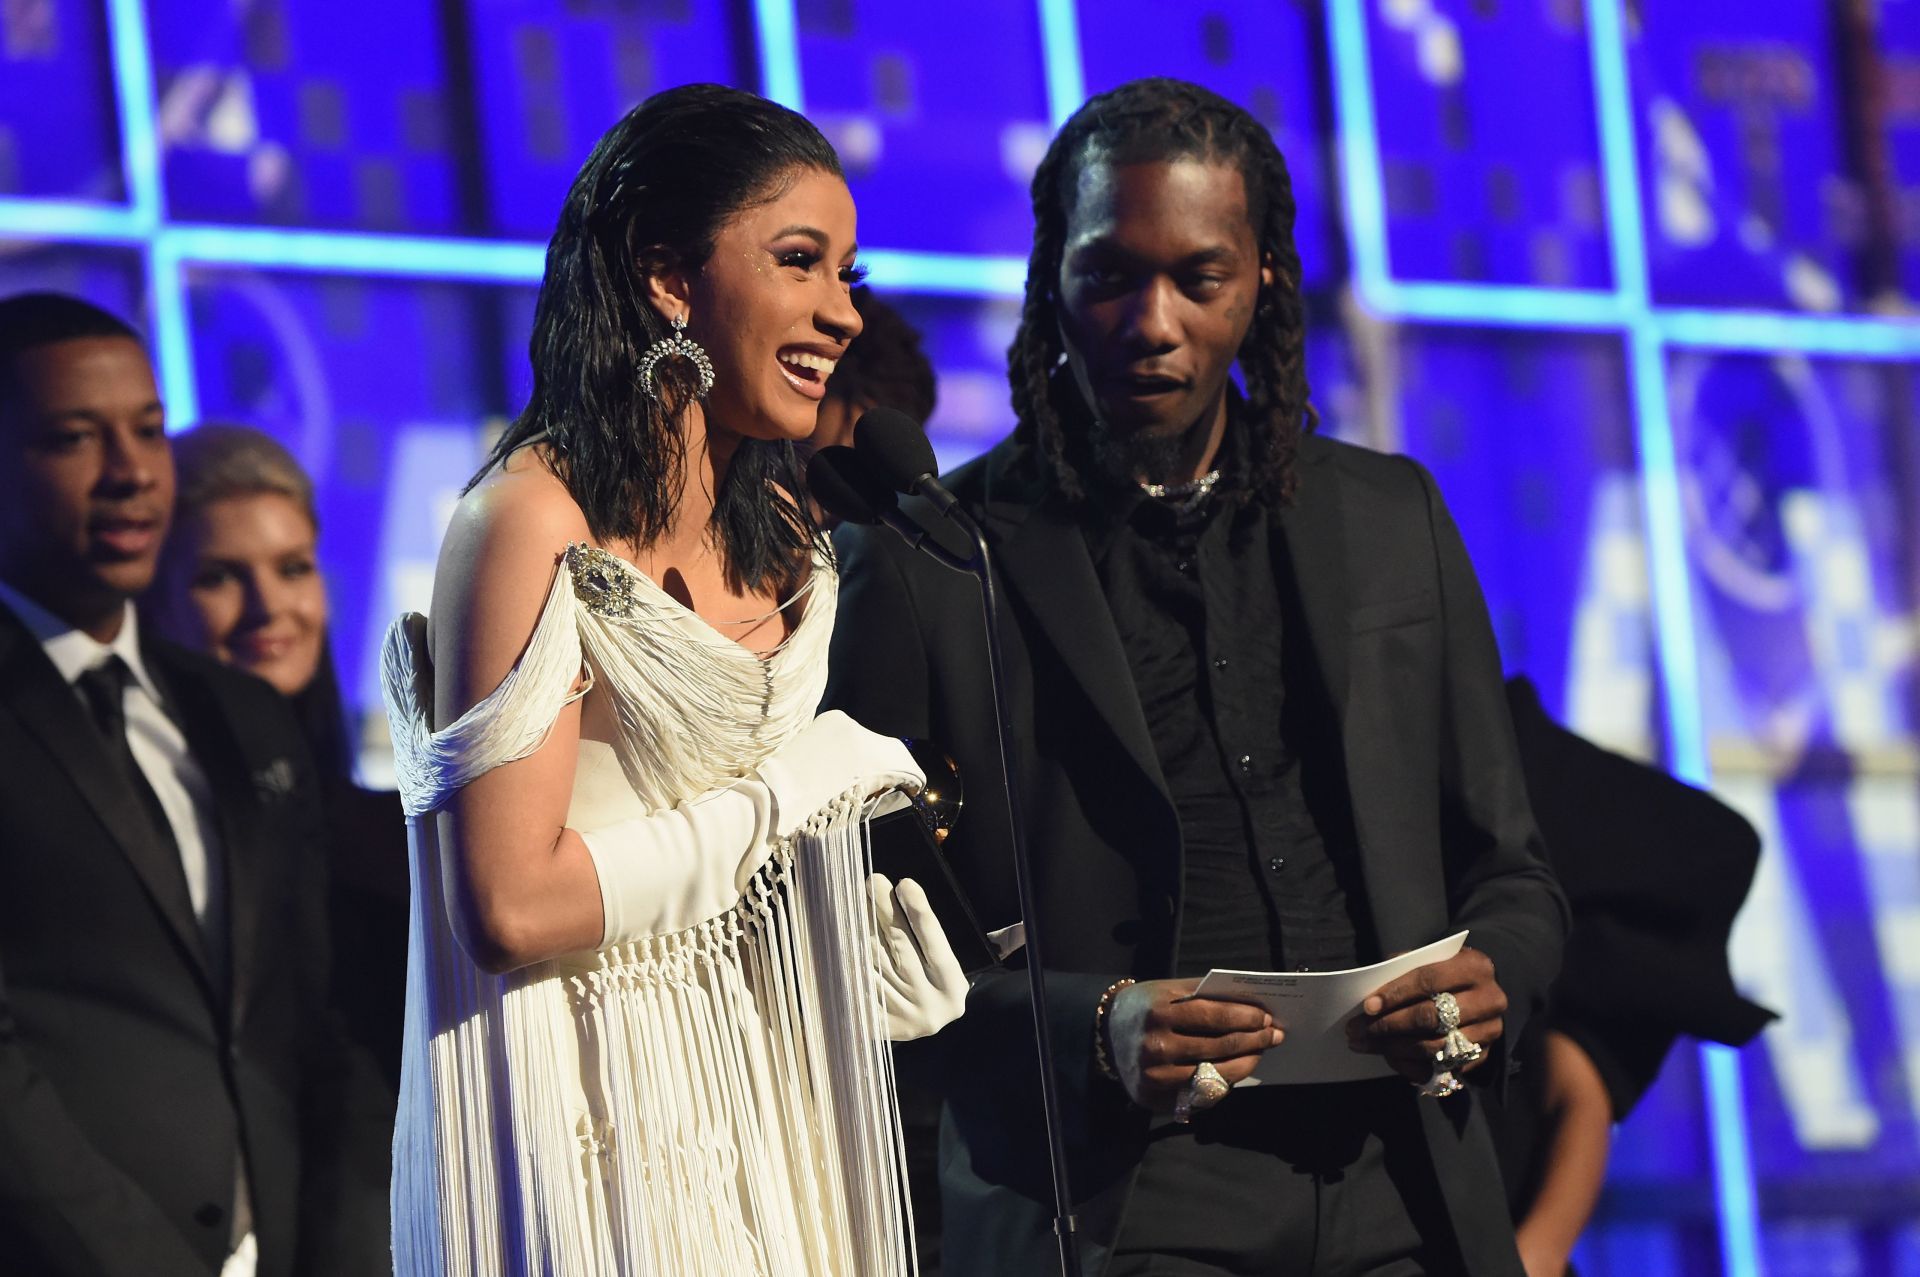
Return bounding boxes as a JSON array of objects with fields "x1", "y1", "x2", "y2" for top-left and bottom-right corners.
[
  {"x1": 74, "y1": 657, "x2": 182, "y2": 860},
  {"x1": 76, "y1": 659, "x2": 245, "y2": 1238}
]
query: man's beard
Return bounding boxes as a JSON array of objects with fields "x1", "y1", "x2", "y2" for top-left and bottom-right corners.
[{"x1": 1087, "y1": 412, "x2": 1213, "y2": 490}]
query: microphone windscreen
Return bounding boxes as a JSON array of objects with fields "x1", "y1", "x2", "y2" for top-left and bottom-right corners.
[
  {"x1": 806, "y1": 446, "x2": 897, "y2": 526},
  {"x1": 854, "y1": 407, "x2": 938, "y2": 495}
]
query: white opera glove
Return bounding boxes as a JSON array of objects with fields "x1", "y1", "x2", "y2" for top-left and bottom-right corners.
[
  {"x1": 580, "y1": 710, "x2": 924, "y2": 948},
  {"x1": 757, "y1": 709, "x2": 924, "y2": 841},
  {"x1": 870, "y1": 873, "x2": 968, "y2": 1041}
]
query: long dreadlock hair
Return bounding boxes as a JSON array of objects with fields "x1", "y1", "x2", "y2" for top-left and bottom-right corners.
[
  {"x1": 470, "y1": 84, "x2": 841, "y2": 593},
  {"x1": 1008, "y1": 78, "x2": 1317, "y2": 506}
]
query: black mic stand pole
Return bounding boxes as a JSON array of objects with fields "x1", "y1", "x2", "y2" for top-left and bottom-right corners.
[{"x1": 925, "y1": 497, "x2": 1082, "y2": 1277}]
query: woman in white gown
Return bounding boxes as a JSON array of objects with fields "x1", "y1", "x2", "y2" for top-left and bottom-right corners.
[{"x1": 380, "y1": 84, "x2": 968, "y2": 1275}]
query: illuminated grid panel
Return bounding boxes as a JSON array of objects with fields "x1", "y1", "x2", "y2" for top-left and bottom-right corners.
[
  {"x1": 1332, "y1": 2, "x2": 1920, "y2": 1274},
  {"x1": 0, "y1": 241, "x2": 143, "y2": 319},
  {"x1": 1668, "y1": 353, "x2": 1920, "y2": 1263},
  {"x1": 1362, "y1": 0, "x2": 1612, "y2": 290},
  {"x1": 184, "y1": 267, "x2": 519, "y2": 713},
  {"x1": 147, "y1": 0, "x2": 465, "y2": 231},
  {"x1": 1074, "y1": 0, "x2": 1342, "y2": 288},
  {"x1": 794, "y1": 0, "x2": 1052, "y2": 257},
  {"x1": 881, "y1": 292, "x2": 1022, "y2": 471},
  {"x1": 1628, "y1": 2, "x2": 1868, "y2": 312},
  {"x1": 464, "y1": 0, "x2": 747, "y2": 238},
  {"x1": 1389, "y1": 326, "x2": 1646, "y2": 743},
  {"x1": 0, "y1": 0, "x2": 124, "y2": 201},
  {"x1": 1886, "y1": 5, "x2": 1920, "y2": 301}
]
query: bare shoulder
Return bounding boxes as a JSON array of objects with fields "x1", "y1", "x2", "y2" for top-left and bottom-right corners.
[{"x1": 429, "y1": 453, "x2": 590, "y2": 719}]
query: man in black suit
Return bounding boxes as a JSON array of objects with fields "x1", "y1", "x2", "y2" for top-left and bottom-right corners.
[
  {"x1": 0, "y1": 292, "x2": 389, "y2": 1275},
  {"x1": 826, "y1": 81, "x2": 1568, "y2": 1275}
]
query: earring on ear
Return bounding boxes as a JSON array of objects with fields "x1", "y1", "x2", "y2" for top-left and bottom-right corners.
[{"x1": 637, "y1": 313, "x2": 715, "y2": 402}]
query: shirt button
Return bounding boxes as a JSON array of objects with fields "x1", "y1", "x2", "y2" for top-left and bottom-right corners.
[
  {"x1": 1268, "y1": 856, "x2": 1287, "y2": 873},
  {"x1": 1237, "y1": 753, "x2": 1253, "y2": 773},
  {"x1": 1176, "y1": 560, "x2": 1194, "y2": 576}
]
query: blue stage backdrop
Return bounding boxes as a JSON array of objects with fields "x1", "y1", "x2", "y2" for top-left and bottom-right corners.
[{"x1": 2, "y1": 2, "x2": 1918, "y2": 1273}]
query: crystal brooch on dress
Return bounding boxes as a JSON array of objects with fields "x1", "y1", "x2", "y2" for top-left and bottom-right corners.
[{"x1": 566, "y1": 544, "x2": 642, "y2": 620}]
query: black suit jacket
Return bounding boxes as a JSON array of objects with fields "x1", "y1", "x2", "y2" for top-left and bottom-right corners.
[
  {"x1": 0, "y1": 608, "x2": 391, "y2": 1276},
  {"x1": 825, "y1": 432, "x2": 1569, "y2": 1276}
]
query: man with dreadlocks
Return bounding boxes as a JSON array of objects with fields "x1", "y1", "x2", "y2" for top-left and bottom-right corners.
[{"x1": 825, "y1": 79, "x2": 1567, "y2": 1276}]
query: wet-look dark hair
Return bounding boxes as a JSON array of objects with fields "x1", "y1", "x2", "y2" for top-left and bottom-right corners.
[
  {"x1": 1008, "y1": 77, "x2": 1317, "y2": 506},
  {"x1": 474, "y1": 83, "x2": 845, "y2": 591}
]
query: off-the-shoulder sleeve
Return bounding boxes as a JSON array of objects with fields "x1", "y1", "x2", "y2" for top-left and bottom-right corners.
[{"x1": 380, "y1": 560, "x2": 589, "y2": 817}]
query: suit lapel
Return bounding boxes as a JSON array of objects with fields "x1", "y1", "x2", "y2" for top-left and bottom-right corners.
[
  {"x1": 1279, "y1": 440, "x2": 1434, "y2": 955},
  {"x1": 1276, "y1": 442, "x2": 1352, "y2": 722},
  {"x1": 0, "y1": 611, "x2": 215, "y2": 989},
  {"x1": 981, "y1": 456, "x2": 1170, "y2": 805},
  {"x1": 150, "y1": 648, "x2": 255, "y2": 1021}
]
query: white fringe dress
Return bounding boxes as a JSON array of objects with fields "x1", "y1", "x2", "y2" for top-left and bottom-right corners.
[{"x1": 380, "y1": 544, "x2": 913, "y2": 1276}]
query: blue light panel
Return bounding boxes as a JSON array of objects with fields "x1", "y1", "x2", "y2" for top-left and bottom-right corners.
[{"x1": 1589, "y1": 0, "x2": 1758, "y2": 1269}]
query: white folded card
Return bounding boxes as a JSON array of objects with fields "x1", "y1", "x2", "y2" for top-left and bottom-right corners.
[{"x1": 1191, "y1": 931, "x2": 1469, "y2": 1086}]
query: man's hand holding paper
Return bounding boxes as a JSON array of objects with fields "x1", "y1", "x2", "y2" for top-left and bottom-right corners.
[{"x1": 1188, "y1": 932, "x2": 1474, "y2": 1087}]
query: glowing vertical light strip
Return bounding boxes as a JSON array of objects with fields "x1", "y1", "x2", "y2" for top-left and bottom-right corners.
[
  {"x1": 102, "y1": 0, "x2": 160, "y2": 231},
  {"x1": 1326, "y1": 0, "x2": 1393, "y2": 304},
  {"x1": 752, "y1": 0, "x2": 805, "y2": 112},
  {"x1": 147, "y1": 240, "x2": 198, "y2": 428},
  {"x1": 1036, "y1": 0, "x2": 1086, "y2": 127},
  {"x1": 1586, "y1": 1, "x2": 1764, "y2": 1272},
  {"x1": 103, "y1": 0, "x2": 198, "y2": 426}
]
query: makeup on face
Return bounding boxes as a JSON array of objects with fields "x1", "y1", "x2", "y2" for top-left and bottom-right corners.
[
  {"x1": 683, "y1": 168, "x2": 866, "y2": 445},
  {"x1": 177, "y1": 491, "x2": 328, "y2": 697}
]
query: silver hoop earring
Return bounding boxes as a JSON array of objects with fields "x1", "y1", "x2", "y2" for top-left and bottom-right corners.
[{"x1": 637, "y1": 313, "x2": 715, "y2": 402}]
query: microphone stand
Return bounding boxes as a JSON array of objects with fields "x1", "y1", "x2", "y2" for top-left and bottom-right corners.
[{"x1": 892, "y1": 491, "x2": 1081, "y2": 1277}]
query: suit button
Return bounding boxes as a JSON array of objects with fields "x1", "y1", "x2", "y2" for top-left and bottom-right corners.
[
  {"x1": 194, "y1": 1203, "x2": 225, "y2": 1229},
  {"x1": 1212, "y1": 657, "x2": 1228, "y2": 670},
  {"x1": 1268, "y1": 857, "x2": 1287, "y2": 873},
  {"x1": 1237, "y1": 753, "x2": 1253, "y2": 773}
]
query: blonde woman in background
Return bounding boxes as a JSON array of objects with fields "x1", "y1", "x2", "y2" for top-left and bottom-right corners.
[{"x1": 146, "y1": 422, "x2": 408, "y2": 1090}]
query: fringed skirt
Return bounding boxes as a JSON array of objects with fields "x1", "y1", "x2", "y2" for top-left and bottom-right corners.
[{"x1": 391, "y1": 791, "x2": 913, "y2": 1276}]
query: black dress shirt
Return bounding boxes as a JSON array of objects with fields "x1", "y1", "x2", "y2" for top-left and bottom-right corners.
[{"x1": 1087, "y1": 482, "x2": 1368, "y2": 977}]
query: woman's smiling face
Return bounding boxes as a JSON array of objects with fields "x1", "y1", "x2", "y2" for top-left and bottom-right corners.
[{"x1": 680, "y1": 166, "x2": 866, "y2": 445}]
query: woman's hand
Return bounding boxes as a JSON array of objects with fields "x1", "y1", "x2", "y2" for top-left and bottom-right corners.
[
  {"x1": 1105, "y1": 979, "x2": 1282, "y2": 1109},
  {"x1": 1345, "y1": 946, "x2": 1506, "y2": 1083},
  {"x1": 870, "y1": 874, "x2": 967, "y2": 1041}
]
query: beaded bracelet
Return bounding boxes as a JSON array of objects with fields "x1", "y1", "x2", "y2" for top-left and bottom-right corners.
[{"x1": 1092, "y1": 977, "x2": 1138, "y2": 1084}]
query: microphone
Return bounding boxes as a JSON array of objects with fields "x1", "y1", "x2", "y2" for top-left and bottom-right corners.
[
  {"x1": 806, "y1": 446, "x2": 973, "y2": 574},
  {"x1": 843, "y1": 407, "x2": 1083, "y2": 1276},
  {"x1": 853, "y1": 407, "x2": 964, "y2": 519}
]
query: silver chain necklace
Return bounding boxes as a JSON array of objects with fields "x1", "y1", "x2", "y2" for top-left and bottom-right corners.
[{"x1": 1137, "y1": 468, "x2": 1222, "y2": 510}]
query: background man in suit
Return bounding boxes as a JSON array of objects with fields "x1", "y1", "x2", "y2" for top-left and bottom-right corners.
[
  {"x1": 826, "y1": 80, "x2": 1568, "y2": 1275},
  {"x1": 0, "y1": 292, "x2": 389, "y2": 1275}
]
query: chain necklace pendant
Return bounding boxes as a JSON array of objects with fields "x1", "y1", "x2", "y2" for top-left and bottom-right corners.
[{"x1": 1138, "y1": 467, "x2": 1222, "y2": 513}]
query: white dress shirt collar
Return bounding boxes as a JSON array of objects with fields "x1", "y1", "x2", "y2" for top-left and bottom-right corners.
[{"x1": 0, "y1": 581, "x2": 164, "y2": 703}]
